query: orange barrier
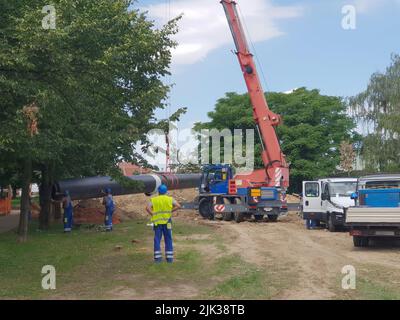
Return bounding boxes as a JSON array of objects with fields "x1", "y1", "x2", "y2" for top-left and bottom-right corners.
[{"x1": 0, "y1": 187, "x2": 12, "y2": 216}]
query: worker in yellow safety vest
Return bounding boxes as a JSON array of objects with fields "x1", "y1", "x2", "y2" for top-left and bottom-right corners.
[{"x1": 146, "y1": 184, "x2": 181, "y2": 263}]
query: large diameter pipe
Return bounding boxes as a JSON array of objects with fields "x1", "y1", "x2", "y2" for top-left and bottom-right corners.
[{"x1": 52, "y1": 173, "x2": 202, "y2": 201}]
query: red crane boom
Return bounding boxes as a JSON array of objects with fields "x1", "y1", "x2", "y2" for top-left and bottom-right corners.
[{"x1": 221, "y1": 0, "x2": 289, "y2": 189}]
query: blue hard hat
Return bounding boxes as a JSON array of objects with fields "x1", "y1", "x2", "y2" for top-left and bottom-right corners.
[
  {"x1": 158, "y1": 184, "x2": 168, "y2": 195},
  {"x1": 65, "y1": 190, "x2": 70, "y2": 196},
  {"x1": 105, "y1": 188, "x2": 112, "y2": 194}
]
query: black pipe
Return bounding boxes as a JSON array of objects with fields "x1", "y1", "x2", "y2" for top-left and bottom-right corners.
[{"x1": 52, "y1": 173, "x2": 202, "y2": 201}]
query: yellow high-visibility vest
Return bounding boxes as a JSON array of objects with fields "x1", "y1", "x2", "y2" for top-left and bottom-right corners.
[{"x1": 151, "y1": 195, "x2": 173, "y2": 226}]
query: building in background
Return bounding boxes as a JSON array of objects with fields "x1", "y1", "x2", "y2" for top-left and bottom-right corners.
[{"x1": 118, "y1": 162, "x2": 152, "y2": 176}]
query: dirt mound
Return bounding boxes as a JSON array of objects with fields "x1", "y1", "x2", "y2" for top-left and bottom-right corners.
[
  {"x1": 113, "y1": 194, "x2": 150, "y2": 218},
  {"x1": 73, "y1": 199, "x2": 125, "y2": 225},
  {"x1": 114, "y1": 188, "x2": 198, "y2": 220},
  {"x1": 286, "y1": 194, "x2": 300, "y2": 203},
  {"x1": 76, "y1": 199, "x2": 103, "y2": 209}
]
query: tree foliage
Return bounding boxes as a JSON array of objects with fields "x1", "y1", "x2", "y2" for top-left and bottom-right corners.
[
  {"x1": 339, "y1": 141, "x2": 356, "y2": 175},
  {"x1": 195, "y1": 88, "x2": 357, "y2": 192},
  {"x1": 349, "y1": 54, "x2": 400, "y2": 172},
  {"x1": 0, "y1": 0, "x2": 179, "y2": 237}
]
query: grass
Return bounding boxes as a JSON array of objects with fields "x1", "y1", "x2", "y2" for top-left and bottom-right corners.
[
  {"x1": 11, "y1": 198, "x2": 20, "y2": 207},
  {"x1": 356, "y1": 278, "x2": 400, "y2": 300},
  {"x1": 11, "y1": 196, "x2": 39, "y2": 209},
  {"x1": 1, "y1": 218, "x2": 276, "y2": 300},
  {"x1": 332, "y1": 263, "x2": 400, "y2": 300},
  {"x1": 0, "y1": 219, "x2": 173, "y2": 298},
  {"x1": 205, "y1": 254, "x2": 292, "y2": 300},
  {"x1": 209, "y1": 255, "x2": 268, "y2": 300}
]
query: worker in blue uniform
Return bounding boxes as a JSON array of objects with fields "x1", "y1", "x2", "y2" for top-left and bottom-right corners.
[
  {"x1": 306, "y1": 218, "x2": 317, "y2": 230},
  {"x1": 146, "y1": 184, "x2": 181, "y2": 263},
  {"x1": 102, "y1": 188, "x2": 115, "y2": 232},
  {"x1": 62, "y1": 190, "x2": 73, "y2": 233}
]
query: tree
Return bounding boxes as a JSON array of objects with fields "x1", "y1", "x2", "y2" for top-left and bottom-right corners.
[
  {"x1": 0, "y1": 0, "x2": 179, "y2": 240},
  {"x1": 195, "y1": 88, "x2": 357, "y2": 192},
  {"x1": 339, "y1": 141, "x2": 356, "y2": 176},
  {"x1": 350, "y1": 54, "x2": 400, "y2": 172}
]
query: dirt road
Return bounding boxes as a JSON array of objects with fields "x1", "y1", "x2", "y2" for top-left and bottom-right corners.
[
  {"x1": 217, "y1": 213, "x2": 400, "y2": 299},
  {"x1": 0, "y1": 211, "x2": 20, "y2": 234}
]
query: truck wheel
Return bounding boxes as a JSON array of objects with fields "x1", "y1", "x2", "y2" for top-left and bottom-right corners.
[
  {"x1": 233, "y1": 198, "x2": 244, "y2": 223},
  {"x1": 199, "y1": 198, "x2": 214, "y2": 220},
  {"x1": 267, "y1": 215, "x2": 278, "y2": 222},
  {"x1": 222, "y1": 198, "x2": 233, "y2": 221},
  {"x1": 267, "y1": 208, "x2": 279, "y2": 222},
  {"x1": 353, "y1": 236, "x2": 369, "y2": 247},
  {"x1": 327, "y1": 215, "x2": 336, "y2": 232},
  {"x1": 254, "y1": 215, "x2": 264, "y2": 222}
]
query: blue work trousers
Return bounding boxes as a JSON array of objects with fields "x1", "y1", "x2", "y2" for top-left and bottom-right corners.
[
  {"x1": 154, "y1": 222, "x2": 174, "y2": 263},
  {"x1": 105, "y1": 208, "x2": 114, "y2": 231},
  {"x1": 306, "y1": 219, "x2": 317, "y2": 230},
  {"x1": 64, "y1": 207, "x2": 73, "y2": 232}
]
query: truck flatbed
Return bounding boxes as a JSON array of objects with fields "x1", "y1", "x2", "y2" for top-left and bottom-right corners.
[{"x1": 346, "y1": 207, "x2": 400, "y2": 224}]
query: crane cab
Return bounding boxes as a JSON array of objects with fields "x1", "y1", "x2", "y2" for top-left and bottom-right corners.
[{"x1": 200, "y1": 164, "x2": 233, "y2": 194}]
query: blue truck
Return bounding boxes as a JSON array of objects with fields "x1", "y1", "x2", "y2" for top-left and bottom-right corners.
[{"x1": 345, "y1": 174, "x2": 400, "y2": 247}]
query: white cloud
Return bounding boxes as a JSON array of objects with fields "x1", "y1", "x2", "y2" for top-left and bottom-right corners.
[
  {"x1": 352, "y1": 0, "x2": 400, "y2": 14},
  {"x1": 142, "y1": 0, "x2": 303, "y2": 65}
]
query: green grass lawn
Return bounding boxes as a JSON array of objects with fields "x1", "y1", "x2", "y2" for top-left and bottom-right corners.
[
  {"x1": 0, "y1": 218, "x2": 278, "y2": 300},
  {"x1": 336, "y1": 264, "x2": 400, "y2": 300},
  {"x1": 11, "y1": 198, "x2": 20, "y2": 207},
  {"x1": 11, "y1": 196, "x2": 39, "y2": 209}
]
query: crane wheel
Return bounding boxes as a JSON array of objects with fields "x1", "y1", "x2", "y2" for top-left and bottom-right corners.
[
  {"x1": 267, "y1": 208, "x2": 279, "y2": 222},
  {"x1": 267, "y1": 215, "x2": 278, "y2": 222},
  {"x1": 223, "y1": 212, "x2": 233, "y2": 221},
  {"x1": 233, "y1": 198, "x2": 244, "y2": 223},
  {"x1": 199, "y1": 198, "x2": 214, "y2": 220},
  {"x1": 222, "y1": 198, "x2": 233, "y2": 221}
]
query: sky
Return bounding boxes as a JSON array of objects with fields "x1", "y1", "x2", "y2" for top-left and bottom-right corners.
[{"x1": 135, "y1": 0, "x2": 400, "y2": 168}]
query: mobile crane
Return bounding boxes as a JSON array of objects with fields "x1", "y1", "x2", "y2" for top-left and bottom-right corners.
[{"x1": 183, "y1": 0, "x2": 290, "y2": 222}]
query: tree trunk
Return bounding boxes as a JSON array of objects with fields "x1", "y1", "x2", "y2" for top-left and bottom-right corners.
[
  {"x1": 12, "y1": 186, "x2": 18, "y2": 199},
  {"x1": 53, "y1": 201, "x2": 62, "y2": 221},
  {"x1": 18, "y1": 158, "x2": 32, "y2": 243},
  {"x1": 39, "y1": 164, "x2": 54, "y2": 230}
]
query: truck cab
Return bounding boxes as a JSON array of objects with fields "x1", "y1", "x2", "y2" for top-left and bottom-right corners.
[{"x1": 302, "y1": 178, "x2": 357, "y2": 231}]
